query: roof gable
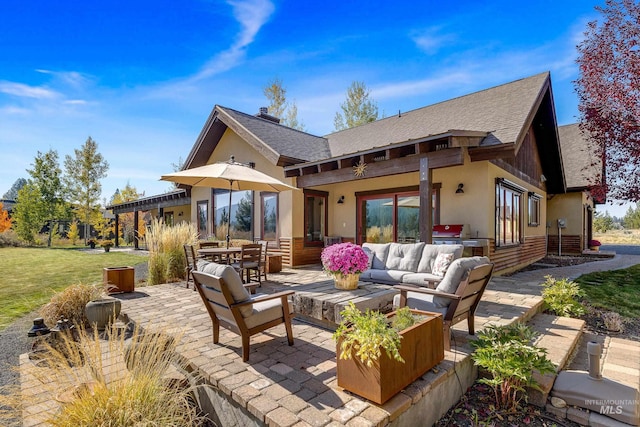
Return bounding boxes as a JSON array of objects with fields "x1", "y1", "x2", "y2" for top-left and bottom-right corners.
[
  {"x1": 558, "y1": 123, "x2": 602, "y2": 190},
  {"x1": 184, "y1": 105, "x2": 330, "y2": 170}
]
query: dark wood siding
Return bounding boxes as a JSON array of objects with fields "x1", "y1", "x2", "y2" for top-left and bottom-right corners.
[{"x1": 489, "y1": 235, "x2": 547, "y2": 275}]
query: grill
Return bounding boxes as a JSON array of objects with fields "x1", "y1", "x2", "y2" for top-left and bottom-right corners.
[{"x1": 431, "y1": 224, "x2": 470, "y2": 244}]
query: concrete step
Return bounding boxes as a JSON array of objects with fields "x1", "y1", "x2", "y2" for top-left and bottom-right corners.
[{"x1": 526, "y1": 313, "x2": 585, "y2": 407}]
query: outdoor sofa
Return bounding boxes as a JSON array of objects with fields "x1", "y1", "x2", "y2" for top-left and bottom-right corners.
[{"x1": 360, "y1": 242, "x2": 464, "y2": 286}]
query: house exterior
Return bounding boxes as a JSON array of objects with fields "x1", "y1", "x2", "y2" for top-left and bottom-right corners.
[
  {"x1": 547, "y1": 123, "x2": 603, "y2": 254},
  {"x1": 109, "y1": 72, "x2": 600, "y2": 274}
]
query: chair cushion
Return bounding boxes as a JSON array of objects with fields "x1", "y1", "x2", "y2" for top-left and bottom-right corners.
[
  {"x1": 197, "y1": 260, "x2": 252, "y2": 316},
  {"x1": 243, "y1": 298, "x2": 292, "y2": 329},
  {"x1": 362, "y1": 243, "x2": 390, "y2": 270},
  {"x1": 433, "y1": 256, "x2": 490, "y2": 308},
  {"x1": 416, "y1": 244, "x2": 463, "y2": 273},
  {"x1": 432, "y1": 253, "x2": 454, "y2": 277},
  {"x1": 385, "y1": 243, "x2": 425, "y2": 272},
  {"x1": 393, "y1": 292, "x2": 447, "y2": 316},
  {"x1": 401, "y1": 272, "x2": 444, "y2": 287}
]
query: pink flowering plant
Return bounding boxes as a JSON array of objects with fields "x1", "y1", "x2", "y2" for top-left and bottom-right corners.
[
  {"x1": 321, "y1": 243, "x2": 370, "y2": 277},
  {"x1": 588, "y1": 239, "x2": 601, "y2": 247}
]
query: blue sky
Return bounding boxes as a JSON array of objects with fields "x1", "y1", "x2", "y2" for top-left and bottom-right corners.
[{"x1": 0, "y1": 0, "x2": 632, "y2": 217}]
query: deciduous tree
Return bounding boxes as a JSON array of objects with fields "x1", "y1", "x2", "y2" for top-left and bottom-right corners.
[
  {"x1": 334, "y1": 81, "x2": 379, "y2": 131},
  {"x1": 575, "y1": 0, "x2": 640, "y2": 202},
  {"x1": 63, "y1": 137, "x2": 109, "y2": 243},
  {"x1": 13, "y1": 183, "x2": 44, "y2": 244},
  {"x1": 263, "y1": 78, "x2": 306, "y2": 131},
  {"x1": 0, "y1": 202, "x2": 12, "y2": 232},
  {"x1": 27, "y1": 150, "x2": 67, "y2": 246}
]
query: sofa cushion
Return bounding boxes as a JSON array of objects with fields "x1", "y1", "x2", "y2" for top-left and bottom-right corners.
[
  {"x1": 432, "y1": 253, "x2": 454, "y2": 277},
  {"x1": 393, "y1": 292, "x2": 447, "y2": 316},
  {"x1": 401, "y1": 272, "x2": 444, "y2": 287},
  {"x1": 360, "y1": 269, "x2": 373, "y2": 280},
  {"x1": 385, "y1": 243, "x2": 425, "y2": 272},
  {"x1": 369, "y1": 269, "x2": 408, "y2": 283},
  {"x1": 362, "y1": 243, "x2": 390, "y2": 270},
  {"x1": 433, "y1": 256, "x2": 491, "y2": 308},
  {"x1": 197, "y1": 260, "x2": 253, "y2": 316},
  {"x1": 417, "y1": 244, "x2": 463, "y2": 273}
]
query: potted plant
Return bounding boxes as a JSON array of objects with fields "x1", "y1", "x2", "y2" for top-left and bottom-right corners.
[
  {"x1": 333, "y1": 302, "x2": 444, "y2": 404},
  {"x1": 100, "y1": 239, "x2": 114, "y2": 252},
  {"x1": 321, "y1": 242, "x2": 369, "y2": 290},
  {"x1": 588, "y1": 239, "x2": 601, "y2": 251},
  {"x1": 87, "y1": 238, "x2": 97, "y2": 249}
]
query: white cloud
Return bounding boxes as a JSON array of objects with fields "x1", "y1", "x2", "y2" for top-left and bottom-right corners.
[
  {"x1": 192, "y1": 0, "x2": 275, "y2": 81},
  {"x1": 0, "y1": 81, "x2": 59, "y2": 99},
  {"x1": 411, "y1": 26, "x2": 455, "y2": 55}
]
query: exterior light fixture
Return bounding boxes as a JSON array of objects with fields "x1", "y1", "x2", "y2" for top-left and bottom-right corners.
[
  {"x1": 455, "y1": 183, "x2": 464, "y2": 194},
  {"x1": 337, "y1": 196, "x2": 345, "y2": 204}
]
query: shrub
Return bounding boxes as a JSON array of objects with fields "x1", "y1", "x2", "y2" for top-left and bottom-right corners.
[
  {"x1": 40, "y1": 283, "x2": 103, "y2": 328},
  {"x1": 541, "y1": 275, "x2": 585, "y2": 317},
  {"x1": 602, "y1": 311, "x2": 624, "y2": 332},
  {"x1": 143, "y1": 218, "x2": 197, "y2": 285},
  {"x1": 0, "y1": 230, "x2": 21, "y2": 247},
  {"x1": 471, "y1": 323, "x2": 555, "y2": 411}
]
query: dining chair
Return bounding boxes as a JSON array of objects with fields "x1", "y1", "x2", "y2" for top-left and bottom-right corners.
[
  {"x1": 231, "y1": 243, "x2": 262, "y2": 285},
  {"x1": 183, "y1": 244, "x2": 198, "y2": 289}
]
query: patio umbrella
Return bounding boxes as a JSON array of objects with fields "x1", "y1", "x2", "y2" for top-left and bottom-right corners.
[{"x1": 160, "y1": 156, "x2": 297, "y2": 247}]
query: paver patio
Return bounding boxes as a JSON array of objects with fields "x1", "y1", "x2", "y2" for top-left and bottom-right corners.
[{"x1": 20, "y1": 254, "x2": 640, "y2": 426}]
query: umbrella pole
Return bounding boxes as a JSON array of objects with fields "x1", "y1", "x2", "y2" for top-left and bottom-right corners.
[{"x1": 227, "y1": 181, "x2": 233, "y2": 248}]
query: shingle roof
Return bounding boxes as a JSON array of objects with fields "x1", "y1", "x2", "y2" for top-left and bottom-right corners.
[
  {"x1": 325, "y1": 72, "x2": 550, "y2": 156},
  {"x1": 557, "y1": 123, "x2": 602, "y2": 189},
  {"x1": 218, "y1": 106, "x2": 331, "y2": 163}
]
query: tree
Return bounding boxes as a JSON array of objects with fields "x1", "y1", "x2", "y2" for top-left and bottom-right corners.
[
  {"x1": 63, "y1": 137, "x2": 109, "y2": 244},
  {"x1": 593, "y1": 210, "x2": 615, "y2": 232},
  {"x1": 67, "y1": 219, "x2": 80, "y2": 245},
  {"x1": 623, "y1": 202, "x2": 640, "y2": 229},
  {"x1": 0, "y1": 202, "x2": 12, "y2": 232},
  {"x1": 334, "y1": 81, "x2": 379, "y2": 131},
  {"x1": 12, "y1": 183, "x2": 45, "y2": 244},
  {"x1": 2, "y1": 178, "x2": 27, "y2": 200},
  {"x1": 27, "y1": 150, "x2": 66, "y2": 246},
  {"x1": 263, "y1": 78, "x2": 306, "y2": 131},
  {"x1": 235, "y1": 193, "x2": 252, "y2": 232},
  {"x1": 575, "y1": 0, "x2": 640, "y2": 202}
]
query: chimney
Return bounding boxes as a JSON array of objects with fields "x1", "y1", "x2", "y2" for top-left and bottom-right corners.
[{"x1": 255, "y1": 107, "x2": 280, "y2": 124}]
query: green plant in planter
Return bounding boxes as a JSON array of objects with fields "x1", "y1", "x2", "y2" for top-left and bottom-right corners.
[
  {"x1": 471, "y1": 323, "x2": 555, "y2": 411},
  {"x1": 333, "y1": 303, "x2": 418, "y2": 367},
  {"x1": 541, "y1": 275, "x2": 585, "y2": 317}
]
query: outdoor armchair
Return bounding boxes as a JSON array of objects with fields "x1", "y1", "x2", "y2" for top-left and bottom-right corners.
[
  {"x1": 394, "y1": 257, "x2": 494, "y2": 350},
  {"x1": 192, "y1": 266, "x2": 294, "y2": 362}
]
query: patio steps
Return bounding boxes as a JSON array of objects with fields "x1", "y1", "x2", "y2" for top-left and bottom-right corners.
[{"x1": 526, "y1": 313, "x2": 585, "y2": 407}]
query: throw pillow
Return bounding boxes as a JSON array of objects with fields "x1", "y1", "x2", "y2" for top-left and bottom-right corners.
[{"x1": 432, "y1": 253, "x2": 454, "y2": 277}]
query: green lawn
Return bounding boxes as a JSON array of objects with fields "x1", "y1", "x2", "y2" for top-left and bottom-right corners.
[
  {"x1": 0, "y1": 247, "x2": 148, "y2": 330},
  {"x1": 575, "y1": 264, "x2": 640, "y2": 318}
]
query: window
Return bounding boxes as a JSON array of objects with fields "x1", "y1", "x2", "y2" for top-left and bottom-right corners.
[
  {"x1": 495, "y1": 179, "x2": 524, "y2": 247},
  {"x1": 214, "y1": 190, "x2": 253, "y2": 241},
  {"x1": 528, "y1": 192, "x2": 541, "y2": 226},
  {"x1": 196, "y1": 201, "x2": 208, "y2": 237},
  {"x1": 163, "y1": 211, "x2": 174, "y2": 227},
  {"x1": 304, "y1": 190, "x2": 327, "y2": 246},
  {"x1": 356, "y1": 187, "x2": 439, "y2": 244},
  {"x1": 261, "y1": 193, "x2": 278, "y2": 241}
]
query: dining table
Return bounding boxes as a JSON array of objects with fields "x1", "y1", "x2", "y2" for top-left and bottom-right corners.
[{"x1": 197, "y1": 246, "x2": 242, "y2": 263}]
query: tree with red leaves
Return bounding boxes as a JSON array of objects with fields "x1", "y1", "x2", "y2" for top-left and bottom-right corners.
[{"x1": 575, "y1": 0, "x2": 640, "y2": 203}]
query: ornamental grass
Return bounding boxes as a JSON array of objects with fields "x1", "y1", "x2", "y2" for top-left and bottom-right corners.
[
  {"x1": 144, "y1": 218, "x2": 198, "y2": 285},
  {"x1": 0, "y1": 324, "x2": 206, "y2": 427}
]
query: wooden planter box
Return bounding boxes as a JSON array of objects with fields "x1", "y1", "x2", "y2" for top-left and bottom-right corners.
[
  {"x1": 103, "y1": 266, "x2": 135, "y2": 294},
  {"x1": 336, "y1": 310, "x2": 444, "y2": 404}
]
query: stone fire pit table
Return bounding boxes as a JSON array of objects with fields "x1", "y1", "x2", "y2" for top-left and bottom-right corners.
[{"x1": 291, "y1": 279, "x2": 399, "y2": 330}]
